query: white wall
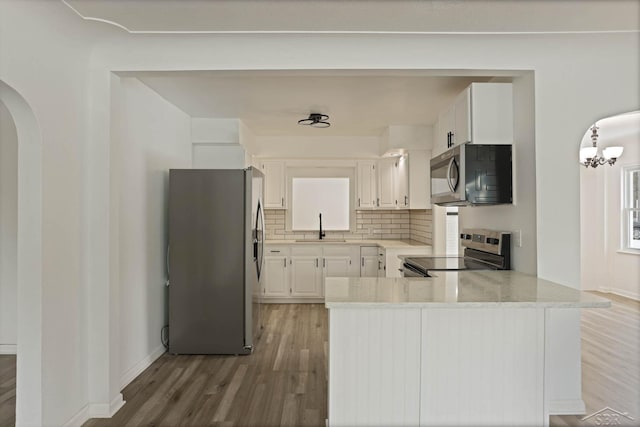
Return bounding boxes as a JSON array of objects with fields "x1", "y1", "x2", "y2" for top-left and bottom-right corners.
[
  {"x1": 111, "y1": 77, "x2": 192, "y2": 387},
  {"x1": 0, "y1": 1, "x2": 108, "y2": 424},
  {"x1": 459, "y1": 72, "x2": 537, "y2": 275},
  {"x1": 581, "y1": 116, "x2": 640, "y2": 299},
  {"x1": 253, "y1": 135, "x2": 381, "y2": 158},
  {"x1": 0, "y1": 101, "x2": 18, "y2": 352},
  {"x1": 191, "y1": 118, "x2": 247, "y2": 168}
]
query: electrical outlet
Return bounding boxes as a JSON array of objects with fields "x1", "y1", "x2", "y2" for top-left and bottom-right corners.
[{"x1": 513, "y1": 230, "x2": 523, "y2": 248}]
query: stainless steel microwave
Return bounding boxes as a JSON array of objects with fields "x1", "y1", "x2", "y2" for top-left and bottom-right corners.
[{"x1": 430, "y1": 143, "x2": 512, "y2": 206}]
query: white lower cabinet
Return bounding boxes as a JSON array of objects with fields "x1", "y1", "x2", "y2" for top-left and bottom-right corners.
[
  {"x1": 264, "y1": 244, "x2": 361, "y2": 301},
  {"x1": 263, "y1": 245, "x2": 290, "y2": 297},
  {"x1": 360, "y1": 246, "x2": 379, "y2": 277}
]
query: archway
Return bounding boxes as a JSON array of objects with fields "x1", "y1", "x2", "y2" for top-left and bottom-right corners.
[{"x1": 0, "y1": 80, "x2": 43, "y2": 426}]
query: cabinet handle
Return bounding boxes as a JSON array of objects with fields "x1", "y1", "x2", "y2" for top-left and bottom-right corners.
[
  {"x1": 358, "y1": 198, "x2": 361, "y2": 207},
  {"x1": 283, "y1": 258, "x2": 286, "y2": 268},
  {"x1": 323, "y1": 258, "x2": 326, "y2": 268},
  {"x1": 361, "y1": 257, "x2": 364, "y2": 267},
  {"x1": 405, "y1": 195, "x2": 408, "y2": 205},
  {"x1": 378, "y1": 260, "x2": 382, "y2": 269},
  {"x1": 316, "y1": 258, "x2": 318, "y2": 268},
  {"x1": 271, "y1": 250, "x2": 280, "y2": 253},
  {"x1": 451, "y1": 132, "x2": 454, "y2": 147},
  {"x1": 395, "y1": 200, "x2": 398, "y2": 205},
  {"x1": 377, "y1": 198, "x2": 379, "y2": 207},
  {"x1": 281, "y1": 197, "x2": 284, "y2": 207}
]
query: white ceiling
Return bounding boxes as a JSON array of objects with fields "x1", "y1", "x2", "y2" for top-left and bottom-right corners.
[
  {"x1": 128, "y1": 70, "x2": 497, "y2": 136},
  {"x1": 64, "y1": 0, "x2": 639, "y2": 33}
]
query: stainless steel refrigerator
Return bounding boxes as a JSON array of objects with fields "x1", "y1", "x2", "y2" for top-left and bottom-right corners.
[{"x1": 168, "y1": 168, "x2": 264, "y2": 355}]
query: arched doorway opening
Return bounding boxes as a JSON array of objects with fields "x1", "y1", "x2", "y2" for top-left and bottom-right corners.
[{"x1": 0, "y1": 80, "x2": 43, "y2": 426}]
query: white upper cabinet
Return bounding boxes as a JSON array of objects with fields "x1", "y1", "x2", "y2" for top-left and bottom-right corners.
[
  {"x1": 260, "y1": 160, "x2": 286, "y2": 209},
  {"x1": 356, "y1": 161, "x2": 377, "y2": 209},
  {"x1": 377, "y1": 158, "x2": 396, "y2": 209},
  {"x1": 435, "y1": 82, "x2": 513, "y2": 155},
  {"x1": 395, "y1": 154, "x2": 409, "y2": 208},
  {"x1": 407, "y1": 150, "x2": 431, "y2": 209}
]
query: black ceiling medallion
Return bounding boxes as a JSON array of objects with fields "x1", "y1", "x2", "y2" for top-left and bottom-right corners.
[{"x1": 298, "y1": 113, "x2": 330, "y2": 128}]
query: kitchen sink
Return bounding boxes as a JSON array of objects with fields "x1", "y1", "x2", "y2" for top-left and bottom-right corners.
[{"x1": 295, "y1": 239, "x2": 347, "y2": 243}]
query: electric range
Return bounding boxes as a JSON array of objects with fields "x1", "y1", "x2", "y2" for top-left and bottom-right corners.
[{"x1": 402, "y1": 228, "x2": 511, "y2": 277}]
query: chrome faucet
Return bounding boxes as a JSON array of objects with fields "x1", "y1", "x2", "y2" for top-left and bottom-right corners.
[{"x1": 319, "y1": 213, "x2": 326, "y2": 240}]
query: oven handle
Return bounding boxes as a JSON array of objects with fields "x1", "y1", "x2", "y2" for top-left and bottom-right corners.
[{"x1": 402, "y1": 262, "x2": 429, "y2": 277}]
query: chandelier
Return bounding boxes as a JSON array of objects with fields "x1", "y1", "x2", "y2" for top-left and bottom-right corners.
[{"x1": 579, "y1": 124, "x2": 624, "y2": 168}]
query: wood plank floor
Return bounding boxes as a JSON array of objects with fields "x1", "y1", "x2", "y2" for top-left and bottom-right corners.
[
  {"x1": 86, "y1": 303, "x2": 328, "y2": 427},
  {"x1": 1, "y1": 293, "x2": 638, "y2": 426},
  {"x1": 550, "y1": 292, "x2": 640, "y2": 427},
  {"x1": 0, "y1": 355, "x2": 16, "y2": 427}
]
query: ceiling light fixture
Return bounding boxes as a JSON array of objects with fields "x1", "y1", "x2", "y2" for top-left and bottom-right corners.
[
  {"x1": 579, "y1": 124, "x2": 624, "y2": 168},
  {"x1": 298, "y1": 113, "x2": 330, "y2": 128}
]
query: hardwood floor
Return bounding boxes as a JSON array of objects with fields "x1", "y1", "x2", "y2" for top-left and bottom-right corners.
[
  {"x1": 550, "y1": 292, "x2": 640, "y2": 427},
  {"x1": 0, "y1": 355, "x2": 16, "y2": 427},
  {"x1": 1, "y1": 293, "x2": 638, "y2": 426},
  {"x1": 85, "y1": 303, "x2": 328, "y2": 427}
]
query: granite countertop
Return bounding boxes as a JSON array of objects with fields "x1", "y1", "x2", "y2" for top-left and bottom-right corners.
[
  {"x1": 324, "y1": 271, "x2": 611, "y2": 309},
  {"x1": 265, "y1": 239, "x2": 430, "y2": 249}
]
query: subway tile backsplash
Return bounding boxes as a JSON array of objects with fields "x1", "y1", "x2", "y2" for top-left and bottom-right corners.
[{"x1": 264, "y1": 209, "x2": 432, "y2": 244}]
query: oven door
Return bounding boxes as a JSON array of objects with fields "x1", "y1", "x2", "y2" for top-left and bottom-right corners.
[
  {"x1": 431, "y1": 145, "x2": 465, "y2": 205},
  {"x1": 401, "y1": 263, "x2": 430, "y2": 277}
]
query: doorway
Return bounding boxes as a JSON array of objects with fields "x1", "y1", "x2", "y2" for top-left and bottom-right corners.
[{"x1": 0, "y1": 80, "x2": 43, "y2": 426}]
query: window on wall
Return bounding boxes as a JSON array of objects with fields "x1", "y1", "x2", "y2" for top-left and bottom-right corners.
[
  {"x1": 292, "y1": 177, "x2": 350, "y2": 231},
  {"x1": 286, "y1": 167, "x2": 355, "y2": 232},
  {"x1": 623, "y1": 165, "x2": 640, "y2": 251}
]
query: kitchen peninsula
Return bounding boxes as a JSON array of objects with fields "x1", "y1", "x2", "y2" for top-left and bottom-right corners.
[{"x1": 325, "y1": 271, "x2": 610, "y2": 427}]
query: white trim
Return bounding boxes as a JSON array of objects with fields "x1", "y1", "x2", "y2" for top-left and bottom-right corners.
[
  {"x1": 89, "y1": 393, "x2": 126, "y2": 418},
  {"x1": 0, "y1": 344, "x2": 17, "y2": 354},
  {"x1": 598, "y1": 287, "x2": 640, "y2": 301},
  {"x1": 262, "y1": 298, "x2": 324, "y2": 304},
  {"x1": 56, "y1": 4, "x2": 640, "y2": 36},
  {"x1": 616, "y1": 249, "x2": 640, "y2": 256},
  {"x1": 120, "y1": 345, "x2": 166, "y2": 389},
  {"x1": 547, "y1": 399, "x2": 586, "y2": 415},
  {"x1": 62, "y1": 404, "x2": 90, "y2": 427}
]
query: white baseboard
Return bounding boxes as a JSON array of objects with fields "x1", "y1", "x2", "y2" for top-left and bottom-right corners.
[
  {"x1": 599, "y1": 287, "x2": 640, "y2": 301},
  {"x1": 548, "y1": 399, "x2": 586, "y2": 415},
  {"x1": 63, "y1": 394, "x2": 125, "y2": 427},
  {"x1": 262, "y1": 298, "x2": 324, "y2": 303},
  {"x1": 63, "y1": 405, "x2": 90, "y2": 427},
  {"x1": 0, "y1": 344, "x2": 17, "y2": 354},
  {"x1": 120, "y1": 344, "x2": 166, "y2": 389}
]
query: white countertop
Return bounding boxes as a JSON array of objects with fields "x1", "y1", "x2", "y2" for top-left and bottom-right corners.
[
  {"x1": 324, "y1": 271, "x2": 611, "y2": 308},
  {"x1": 265, "y1": 239, "x2": 430, "y2": 249}
]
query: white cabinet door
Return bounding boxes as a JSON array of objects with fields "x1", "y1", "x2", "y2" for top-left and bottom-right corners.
[
  {"x1": 324, "y1": 256, "x2": 351, "y2": 278},
  {"x1": 377, "y1": 158, "x2": 396, "y2": 208},
  {"x1": 470, "y1": 82, "x2": 513, "y2": 145},
  {"x1": 263, "y1": 256, "x2": 289, "y2": 297},
  {"x1": 290, "y1": 256, "x2": 322, "y2": 297},
  {"x1": 357, "y1": 161, "x2": 377, "y2": 209},
  {"x1": 408, "y1": 150, "x2": 431, "y2": 209},
  {"x1": 395, "y1": 154, "x2": 409, "y2": 208},
  {"x1": 453, "y1": 87, "x2": 471, "y2": 146},
  {"x1": 360, "y1": 246, "x2": 379, "y2": 277},
  {"x1": 378, "y1": 248, "x2": 386, "y2": 277},
  {"x1": 361, "y1": 256, "x2": 379, "y2": 277},
  {"x1": 437, "y1": 105, "x2": 455, "y2": 153},
  {"x1": 261, "y1": 160, "x2": 286, "y2": 209}
]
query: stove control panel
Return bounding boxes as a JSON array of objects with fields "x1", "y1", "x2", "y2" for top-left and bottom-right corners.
[{"x1": 460, "y1": 228, "x2": 510, "y2": 255}]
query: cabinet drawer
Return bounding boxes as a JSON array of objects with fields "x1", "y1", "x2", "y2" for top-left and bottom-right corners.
[
  {"x1": 323, "y1": 245, "x2": 356, "y2": 257},
  {"x1": 265, "y1": 245, "x2": 291, "y2": 256},
  {"x1": 291, "y1": 246, "x2": 322, "y2": 256},
  {"x1": 360, "y1": 246, "x2": 378, "y2": 256}
]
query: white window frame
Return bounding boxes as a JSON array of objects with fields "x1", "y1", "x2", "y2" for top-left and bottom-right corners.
[
  {"x1": 622, "y1": 165, "x2": 640, "y2": 253},
  {"x1": 286, "y1": 167, "x2": 356, "y2": 233}
]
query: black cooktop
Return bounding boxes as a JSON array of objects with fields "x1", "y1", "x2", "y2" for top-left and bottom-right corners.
[{"x1": 404, "y1": 256, "x2": 495, "y2": 275}]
